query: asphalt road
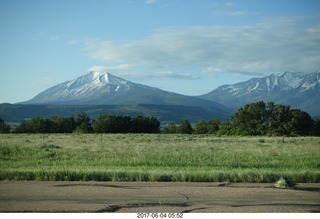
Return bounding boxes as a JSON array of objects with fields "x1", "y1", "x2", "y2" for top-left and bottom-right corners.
[{"x1": 0, "y1": 181, "x2": 319, "y2": 213}]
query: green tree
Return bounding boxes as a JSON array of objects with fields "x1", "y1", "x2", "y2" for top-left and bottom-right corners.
[
  {"x1": 194, "y1": 118, "x2": 220, "y2": 134},
  {"x1": 266, "y1": 103, "x2": 291, "y2": 135},
  {"x1": 194, "y1": 121, "x2": 208, "y2": 134},
  {"x1": 232, "y1": 101, "x2": 313, "y2": 136},
  {"x1": 32, "y1": 117, "x2": 52, "y2": 133},
  {"x1": 93, "y1": 115, "x2": 131, "y2": 133},
  {"x1": 217, "y1": 118, "x2": 238, "y2": 136},
  {"x1": 234, "y1": 101, "x2": 267, "y2": 135},
  {"x1": 177, "y1": 120, "x2": 193, "y2": 134},
  {"x1": 161, "y1": 123, "x2": 177, "y2": 134},
  {"x1": 75, "y1": 112, "x2": 92, "y2": 133},
  {"x1": 206, "y1": 118, "x2": 220, "y2": 134}
]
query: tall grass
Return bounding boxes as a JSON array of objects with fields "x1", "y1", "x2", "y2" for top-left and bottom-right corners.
[{"x1": 0, "y1": 134, "x2": 319, "y2": 182}]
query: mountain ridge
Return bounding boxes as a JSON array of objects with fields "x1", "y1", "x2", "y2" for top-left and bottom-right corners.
[
  {"x1": 13, "y1": 71, "x2": 320, "y2": 122},
  {"x1": 200, "y1": 71, "x2": 320, "y2": 116}
]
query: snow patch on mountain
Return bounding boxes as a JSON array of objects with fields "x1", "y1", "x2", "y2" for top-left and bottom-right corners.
[
  {"x1": 277, "y1": 72, "x2": 305, "y2": 90},
  {"x1": 251, "y1": 82, "x2": 260, "y2": 91},
  {"x1": 56, "y1": 71, "x2": 134, "y2": 98},
  {"x1": 266, "y1": 78, "x2": 271, "y2": 93}
]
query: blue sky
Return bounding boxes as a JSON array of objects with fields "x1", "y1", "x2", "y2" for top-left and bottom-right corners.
[{"x1": 0, "y1": 0, "x2": 319, "y2": 103}]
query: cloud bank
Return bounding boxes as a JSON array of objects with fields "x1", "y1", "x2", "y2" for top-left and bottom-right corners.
[{"x1": 84, "y1": 17, "x2": 320, "y2": 76}]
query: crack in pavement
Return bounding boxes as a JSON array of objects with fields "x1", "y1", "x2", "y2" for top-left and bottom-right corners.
[
  {"x1": 96, "y1": 202, "x2": 190, "y2": 212},
  {"x1": 231, "y1": 203, "x2": 320, "y2": 208},
  {"x1": 175, "y1": 191, "x2": 189, "y2": 201},
  {"x1": 182, "y1": 207, "x2": 207, "y2": 213},
  {"x1": 52, "y1": 183, "x2": 139, "y2": 189}
]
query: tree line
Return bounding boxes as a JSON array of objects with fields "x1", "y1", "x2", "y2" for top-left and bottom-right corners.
[
  {"x1": 0, "y1": 112, "x2": 160, "y2": 134},
  {"x1": 163, "y1": 101, "x2": 320, "y2": 136},
  {"x1": 0, "y1": 101, "x2": 319, "y2": 136}
]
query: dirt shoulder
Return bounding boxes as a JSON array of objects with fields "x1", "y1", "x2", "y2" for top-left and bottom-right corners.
[{"x1": 0, "y1": 181, "x2": 319, "y2": 213}]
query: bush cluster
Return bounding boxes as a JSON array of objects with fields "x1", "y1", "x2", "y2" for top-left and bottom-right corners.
[{"x1": 162, "y1": 101, "x2": 320, "y2": 136}]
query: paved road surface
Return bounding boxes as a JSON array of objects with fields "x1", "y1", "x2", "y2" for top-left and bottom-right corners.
[{"x1": 0, "y1": 181, "x2": 319, "y2": 213}]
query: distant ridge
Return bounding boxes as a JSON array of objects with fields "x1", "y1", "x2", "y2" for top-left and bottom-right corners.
[
  {"x1": 12, "y1": 71, "x2": 231, "y2": 123},
  {"x1": 199, "y1": 71, "x2": 320, "y2": 116},
  {"x1": 6, "y1": 71, "x2": 319, "y2": 122},
  {"x1": 0, "y1": 103, "x2": 230, "y2": 123}
]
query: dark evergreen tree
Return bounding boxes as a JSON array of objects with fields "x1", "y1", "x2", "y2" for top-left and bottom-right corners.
[
  {"x1": 13, "y1": 121, "x2": 29, "y2": 133},
  {"x1": 206, "y1": 118, "x2": 220, "y2": 134},
  {"x1": 266, "y1": 103, "x2": 291, "y2": 135},
  {"x1": 131, "y1": 116, "x2": 160, "y2": 133},
  {"x1": 0, "y1": 118, "x2": 11, "y2": 133},
  {"x1": 16, "y1": 117, "x2": 57, "y2": 133},
  {"x1": 51, "y1": 116, "x2": 76, "y2": 133},
  {"x1": 311, "y1": 119, "x2": 320, "y2": 136},
  {"x1": 287, "y1": 109, "x2": 313, "y2": 136}
]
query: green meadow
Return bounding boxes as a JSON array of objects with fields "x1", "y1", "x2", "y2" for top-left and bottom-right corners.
[{"x1": 0, "y1": 134, "x2": 319, "y2": 183}]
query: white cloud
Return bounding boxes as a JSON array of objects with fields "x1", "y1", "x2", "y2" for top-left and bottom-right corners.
[
  {"x1": 49, "y1": 33, "x2": 68, "y2": 41},
  {"x1": 225, "y1": 2, "x2": 235, "y2": 7},
  {"x1": 155, "y1": 71, "x2": 199, "y2": 80},
  {"x1": 145, "y1": 0, "x2": 157, "y2": 4},
  {"x1": 68, "y1": 40, "x2": 79, "y2": 45},
  {"x1": 86, "y1": 66, "x2": 198, "y2": 80},
  {"x1": 215, "y1": 11, "x2": 250, "y2": 16},
  {"x1": 84, "y1": 16, "x2": 320, "y2": 76},
  {"x1": 121, "y1": 71, "x2": 199, "y2": 80},
  {"x1": 88, "y1": 64, "x2": 133, "y2": 72}
]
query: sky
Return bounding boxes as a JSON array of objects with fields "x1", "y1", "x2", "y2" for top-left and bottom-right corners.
[{"x1": 0, "y1": 0, "x2": 320, "y2": 103}]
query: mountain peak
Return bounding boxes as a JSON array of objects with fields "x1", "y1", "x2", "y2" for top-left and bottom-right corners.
[
  {"x1": 88, "y1": 71, "x2": 105, "y2": 78},
  {"x1": 79, "y1": 71, "x2": 127, "y2": 86}
]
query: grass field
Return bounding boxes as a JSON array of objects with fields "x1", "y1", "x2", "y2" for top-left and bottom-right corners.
[{"x1": 0, "y1": 134, "x2": 319, "y2": 183}]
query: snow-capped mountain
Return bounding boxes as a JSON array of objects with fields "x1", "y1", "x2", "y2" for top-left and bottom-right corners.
[
  {"x1": 200, "y1": 71, "x2": 320, "y2": 116},
  {"x1": 23, "y1": 71, "x2": 225, "y2": 108},
  {"x1": 19, "y1": 71, "x2": 319, "y2": 118},
  {"x1": 25, "y1": 71, "x2": 152, "y2": 104}
]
